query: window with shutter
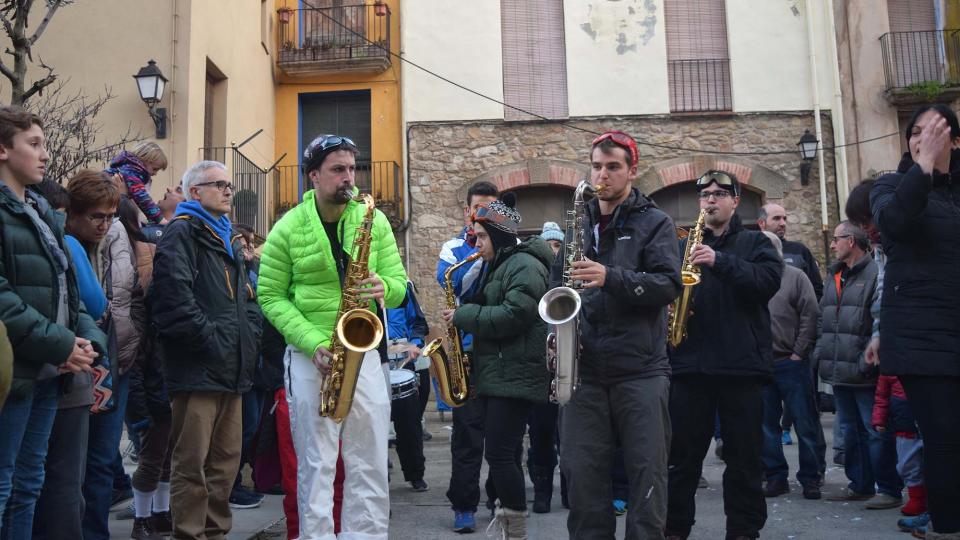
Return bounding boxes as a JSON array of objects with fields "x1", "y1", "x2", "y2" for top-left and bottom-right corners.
[
  {"x1": 665, "y1": 0, "x2": 732, "y2": 112},
  {"x1": 501, "y1": 0, "x2": 569, "y2": 121},
  {"x1": 885, "y1": 0, "x2": 945, "y2": 88}
]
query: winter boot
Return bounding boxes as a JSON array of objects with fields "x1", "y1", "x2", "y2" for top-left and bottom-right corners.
[
  {"x1": 487, "y1": 504, "x2": 528, "y2": 540},
  {"x1": 531, "y1": 467, "x2": 554, "y2": 514},
  {"x1": 902, "y1": 485, "x2": 928, "y2": 516}
]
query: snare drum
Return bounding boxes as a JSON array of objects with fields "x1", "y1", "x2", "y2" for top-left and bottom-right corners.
[{"x1": 389, "y1": 369, "x2": 419, "y2": 401}]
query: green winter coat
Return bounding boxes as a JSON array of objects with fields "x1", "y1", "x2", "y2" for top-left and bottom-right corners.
[
  {"x1": 0, "y1": 321, "x2": 11, "y2": 410},
  {"x1": 0, "y1": 185, "x2": 106, "y2": 400},
  {"x1": 453, "y1": 237, "x2": 552, "y2": 402},
  {"x1": 257, "y1": 189, "x2": 407, "y2": 357}
]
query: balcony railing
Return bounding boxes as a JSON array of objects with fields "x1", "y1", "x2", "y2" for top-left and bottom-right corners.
[
  {"x1": 274, "y1": 160, "x2": 403, "y2": 228},
  {"x1": 668, "y1": 59, "x2": 732, "y2": 113},
  {"x1": 277, "y1": 4, "x2": 391, "y2": 76},
  {"x1": 881, "y1": 30, "x2": 960, "y2": 95},
  {"x1": 200, "y1": 146, "x2": 276, "y2": 240}
]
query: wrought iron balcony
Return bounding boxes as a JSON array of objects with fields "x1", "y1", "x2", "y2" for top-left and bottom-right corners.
[
  {"x1": 880, "y1": 29, "x2": 960, "y2": 104},
  {"x1": 668, "y1": 59, "x2": 733, "y2": 113},
  {"x1": 277, "y1": 4, "x2": 391, "y2": 76},
  {"x1": 274, "y1": 160, "x2": 403, "y2": 229}
]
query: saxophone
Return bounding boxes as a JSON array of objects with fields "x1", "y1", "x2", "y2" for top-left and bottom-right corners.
[
  {"x1": 537, "y1": 179, "x2": 602, "y2": 405},
  {"x1": 319, "y1": 194, "x2": 385, "y2": 422},
  {"x1": 423, "y1": 252, "x2": 482, "y2": 408},
  {"x1": 667, "y1": 208, "x2": 706, "y2": 348}
]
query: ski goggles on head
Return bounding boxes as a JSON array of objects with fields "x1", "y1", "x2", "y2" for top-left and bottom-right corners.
[
  {"x1": 591, "y1": 130, "x2": 639, "y2": 166},
  {"x1": 302, "y1": 135, "x2": 358, "y2": 173},
  {"x1": 696, "y1": 170, "x2": 740, "y2": 196}
]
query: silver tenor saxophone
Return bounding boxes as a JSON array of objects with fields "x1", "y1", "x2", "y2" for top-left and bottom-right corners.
[{"x1": 537, "y1": 180, "x2": 602, "y2": 405}]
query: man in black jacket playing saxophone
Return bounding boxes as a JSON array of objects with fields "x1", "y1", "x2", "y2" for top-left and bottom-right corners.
[
  {"x1": 665, "y1": 170, "x2": 782, "y2": 540},
  {"x1": 558, "y1": 131, "x2": 681, "y2": 539}
]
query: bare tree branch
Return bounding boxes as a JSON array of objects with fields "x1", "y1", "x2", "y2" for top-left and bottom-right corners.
[
  {"x1": 20, "y1": 55, "x2": 55, "y2": 102},
  {"x1": 28, "y1": 0, "x2": 63, "y2": 46},
  {"x1": 0, "y1": 56, "x2": 14, "y2": 83}
]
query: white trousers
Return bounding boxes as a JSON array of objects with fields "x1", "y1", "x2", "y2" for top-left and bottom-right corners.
[{"x1": 285, "y1": 347, "x2": 391, "y2": 540}]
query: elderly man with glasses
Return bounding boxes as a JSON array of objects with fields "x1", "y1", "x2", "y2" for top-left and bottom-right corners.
[
  {"x1": 665, "y1": 170, "x2": 782, "y2": 540},
  {"x1": 149, "y1": 160, "x2": 262, "y2": 540}
]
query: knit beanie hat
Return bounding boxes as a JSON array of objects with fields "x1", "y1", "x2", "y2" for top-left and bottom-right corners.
[
  {"x1": 540, "y1": 221, "x2": 564, "y2": 242},
  {"x1": 473, "y1": 192, "x2": 521, "y2": 253}
]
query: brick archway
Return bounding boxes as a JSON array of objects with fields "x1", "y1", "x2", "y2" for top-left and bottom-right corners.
[
  {"x1": 636, "y1": 155, "x2": 789, "y2": 199},
  {"x1": 456, "y1": 159, "x2": 589, "y2": 203}
]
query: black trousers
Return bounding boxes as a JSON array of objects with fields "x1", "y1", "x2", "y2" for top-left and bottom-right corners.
[
  {"x1": 447, "y1": 397, "x2": 486, "y2": 512},
  {"x1": 900, "y1": 375, "x2": 960, "y2": 534},
  {"x1": 392, "y1": 386, "x2": 425, "y2": 482},
  {"x1": 526, "y1": 401, "x2": 559, "y2": 477},
  {"x1": 666, "y1": 375, "x2": 767, "y2": 540},
  {"x1": 479, "y1": 396, "x2": 533, "y2": 511},
  {"x1": 33, "y1": 405, "x2": 90, "y2": 540}
]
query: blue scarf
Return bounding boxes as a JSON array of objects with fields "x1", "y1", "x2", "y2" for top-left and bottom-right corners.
[{"x1": 175, "y1": 200, "x2": 234, "y2": 258}]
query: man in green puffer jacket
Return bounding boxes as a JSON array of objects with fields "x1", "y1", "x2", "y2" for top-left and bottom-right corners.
[
  {"x1": 257, "y1": 134, "x2": 406, "y2": 540},
  {"x1": 0, "y1": 107, "x2": 104, "y2": 537},
  {"x1": 441, "y1": 195, "x2": 552, "y2": 540}
]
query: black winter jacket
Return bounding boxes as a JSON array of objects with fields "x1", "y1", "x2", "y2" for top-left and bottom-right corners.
[
  {"x1": 551, "y1": 188, "x2": 682, "y2": 385},
  {"x1": 669, "y1": 214, "x2": 782, "y2": 378},
  {"x1": 0, "y1": 186, "x2": 106, "y2": 399},
  {"x1": 871, "y1": 163, "x2": 960, "y2": 377},
  {"x1": 149, "y1": 216, "x2": 262, "y2": 395},
  {"x1": 813, "y1": 255, "x2": 879, "y2": 387}
]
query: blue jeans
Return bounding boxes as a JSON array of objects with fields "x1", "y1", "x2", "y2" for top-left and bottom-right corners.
[
  {"x1": 82, "y1": 373, "x2": 129, "y2": 540},
  {"x1": 0, "y1": 378, "x2": 60, "y2": 540},
  {"x1": 762, "y1": 358, "x2": 826, "y2": 485},
  {"x1": 234, "y1": 389, "x2": 264, "y2": 489},
  {"x1": 833, "y1": 385, "x2": 902, "y2": 497}
]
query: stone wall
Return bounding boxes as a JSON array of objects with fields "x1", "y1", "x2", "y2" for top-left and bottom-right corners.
[{"x1": 405, "y1": 112, "x2": 838, "y2": 329}]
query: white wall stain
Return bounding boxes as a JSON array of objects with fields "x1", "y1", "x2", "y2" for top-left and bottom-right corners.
[{"x1": 580, "y1": 0, "x2": 658, "y2": 54}]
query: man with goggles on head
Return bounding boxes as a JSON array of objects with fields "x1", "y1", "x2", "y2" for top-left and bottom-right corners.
[
  {"x1": 258, "y1": 134, "x2": 407, "y2": 540},
  {"x1": 558, "y1": 130, "x2": 682, "y2": 538},
  {"x1": 664, "y1": 170, "x2": 782, "y2": 540}
]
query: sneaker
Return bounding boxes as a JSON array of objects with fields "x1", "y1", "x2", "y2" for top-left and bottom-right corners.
[
  {"x1": 111, "y1": 487, "x2": 133, "y2": 510},
  {"x1": 864, "y1": 492, "x2": 903, "y2": 510},
  {"x1": 781, "y1": 429, "x2": 793, "y2": 445},
  {"x1": 801, "y1": 482, "x2": 822, "y2": 500},
  {"x1": 763, "y1": 477, "x2": 789, "y2": 498},
  {"x1": 825, "y1": 486, "x2": 873, "y2": 501},
  {"x1": 899, "y1": 513, "x2": 930, "y2": 534},
  {"x1": 150, "y1": 510, "x2": 172, "y2": 535},
  {"x1": 228, "y1": 486, "x2": 263, "y2": 509},
  {"x1": 698, "y1": 476, "x2": 709, "y2": 489},
  {"x1": 130, "y1": 516, "x2": 162, "y2": 540},
  {"x1": 410, "y1": 479, "x2": 429, "y2": 492},
  {"x1": 613, "y1": 499, "x2": 627, "y2": 516},
  {"x1": 453, "y1": 510, "x2": 476, "y2": 533},
  {"x1": 422, "y1": 430, "x2": 433, "y2": 441},
  {"x1": 116, "y1": 501, "x2": 135, "y2": 520}
]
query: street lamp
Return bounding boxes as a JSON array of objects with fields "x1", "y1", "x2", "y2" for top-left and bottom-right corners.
[
  {"x1": 797, "y1": 129, "x2": 818, "y2": 186},
  {"x1": 133, "y1": 60, "x2": 168, "y2": 139}
]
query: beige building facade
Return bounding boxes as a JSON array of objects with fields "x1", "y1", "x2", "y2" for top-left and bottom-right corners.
[
  {"x1": 14, "y1": 0, "x2": 277, "y2": 231},
  {"x1": 402, "y1": 0, "x2": 846, "y2": 326}
]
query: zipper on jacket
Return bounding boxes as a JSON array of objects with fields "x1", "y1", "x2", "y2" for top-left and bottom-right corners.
[{"x1": 223, "y1": 265, "x2": 235, "y2": 299}]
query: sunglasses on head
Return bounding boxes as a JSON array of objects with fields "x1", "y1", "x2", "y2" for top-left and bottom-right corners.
[
  {"x1": 305, "y1": 135, "x2": 357, "y2": 156},
  {"x1": 591, "y1": 131, "x2": 639, "y2": 164},
  {"x1": 696, "y1": 171, "x2": 739, "y2": 195}
]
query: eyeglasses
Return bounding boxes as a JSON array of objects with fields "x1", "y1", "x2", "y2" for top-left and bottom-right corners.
[
  {"x1": 591, "y1": 131, "x2": 639, "y2": 165},
  {"x1": 830, "y1": 234, "x2": 852, "y2": 243},
  {"x1": 697, "y1": 171, "x2": 739, "y2": 195},
  {"x1": 697, "y1": 190, "x2": 732, "y2": 200},
  {"x1": 194, "y1": 180, "x2": 234, "y2": 192},
  {"x1": 86, "y1": 212, "x2": 115, "y2": 225}
]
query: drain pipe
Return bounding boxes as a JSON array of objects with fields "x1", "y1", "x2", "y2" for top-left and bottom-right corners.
[
  {"x1": 806, "y1": 0, "x2": 832, "y2": 266},
  {"x1": 825, "y1": 0, "x2": 850, "y2": 217}
]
